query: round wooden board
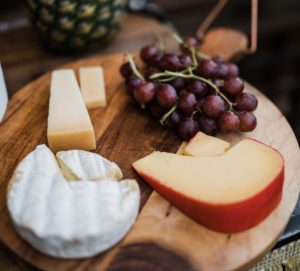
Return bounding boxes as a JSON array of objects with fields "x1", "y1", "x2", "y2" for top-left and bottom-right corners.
[{"x1": 0, "y1": 53, "x2": 299, "y2": 271}]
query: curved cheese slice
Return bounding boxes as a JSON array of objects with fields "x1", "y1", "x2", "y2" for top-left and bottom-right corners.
[
  {"x1": 133, "y1": 139, "x2": 284, "y2": 233},
  {"x1": 7, "y1": 145, "x2": 140, "y2": 258}
]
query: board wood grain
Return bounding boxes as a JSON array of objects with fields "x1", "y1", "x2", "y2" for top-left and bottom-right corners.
[{"x1": 0, "y1": 53, "x2": 299, "y2": 271}]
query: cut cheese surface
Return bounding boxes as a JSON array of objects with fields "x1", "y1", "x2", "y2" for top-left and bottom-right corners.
[
  {"x1": 79, "y1": 66, "x2": 106, "y2": 109},
  {"x1": 184, "y1": 132, "x2": 230, "y2": 156},
  {"x1": 47, "y1": 69, "x2": 96, "y2": 153},
  {"x1": 133, "y1": 139, "x2": 283, "y2": 204},
  {"x1": 56, "y1": 149, "x2": 123, "y2": 181}
]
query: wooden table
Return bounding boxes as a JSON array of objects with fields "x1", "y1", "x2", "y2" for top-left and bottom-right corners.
[{"x1": 0, "y1": 13, "x2": 176, "y2": 270}]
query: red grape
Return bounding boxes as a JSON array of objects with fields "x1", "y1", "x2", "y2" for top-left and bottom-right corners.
[
  {"x1": 202, "y1": 95, "x2": 226, "y2": 118},
  {"x1": 179, "y1": 55, "x2": 193, "y2": 67},
  {"x1": 134, "y1": 82, "x2": 156, "y2": 103},
  {"x1": 218, "y1": 111, "x2": 240, "y2": 132},
  {"x1": 178, "y1": 118, "x2": 199, "y2": 140},
  {"x1": 140, "y1": 45, "x2": 159, "y2": 64},
  {"x1": 160, "y1": 53, "x2": 182, "y2": 71},
  {"x1": 234, "y1": 92, "x2": 258, "y2": 112},
  {"x1": 150, "y1": 51, "x2": 164, "y2": 68},
  {"x1": 187, "y1": 80, "x2": 207, "y2": 98},
  {"x1": 212, "y1": 55, "x2": 224, "y2": 64},
  {"x1": 165, "y1": 110, "x2": 183, "y2": 128},
  {"x1": 156, "y1": 84, "x2": 178, "y2": 108},
  {"x1": 120, "y1": 62, "x2": 133, "y2": 78},
  {"x1": 198, "y1": 115, "x2": 218, "y2": 135},
  {"x1": 180, "y1": 36, "x2": 199, "y2": 54},
  {"x1": 144, "y1": 66, "x2": 160, "y2": 80},
  {"x1": 216, "y1": 63, "x2": 229, "y2": 79},
  {"x1": 149, "y1": 101, "x2": 165, "y2": 118},
  {"x1": 226, "y1": 63, "x2": 239, "y2": 78},
  {"x1": 184, "y1": 36, "x2": 198, "y2": 47},
  {"x1": 197, "y1": 60, "x2": 218, "y2": 78},
  {"x1": 170, "y1": 77, "x2": 186, "y2": 91},
  {"x1": 238, "y1": 112, "x2": 257, "y2": 132},
  {"x1": 223, "y1": 77, "x2": 244, "y2": 96},
  {"x1": 125, "y1": 76, "x2": 142, "y2": 95},
  {"x1": 178, "y1": 92, "x2": 197, "y2": 114}
]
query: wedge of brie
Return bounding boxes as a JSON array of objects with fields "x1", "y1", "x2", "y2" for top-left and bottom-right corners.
[{"x1": 7, "y1": 145, "x2": 140, "y2": 258}]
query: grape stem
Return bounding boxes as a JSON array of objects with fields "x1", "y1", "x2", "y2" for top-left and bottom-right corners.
[
  {"x1": 160, "y1": 105, "x2": 177, "y2": 125},
  {"x1": 171, "y1": 32, "x2": 210, "y2": 61},
  {"x1": 127, "y1": 54, "x2": 144, "y2": 81},
  {"x1": 150, "y1": 67, "x2": 195, "y2": 80},
  {"x1": 140, "y1": 103, "x2": 146, "y2": 110},
  {"x1": 151, "y1": 70, "x2": 234, "y2": 111},
  {"x1": 155, "y1": 31, "x2": 166, "y2": 52}
]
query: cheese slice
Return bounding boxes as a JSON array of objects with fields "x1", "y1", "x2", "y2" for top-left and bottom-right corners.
[
  {"x1": 79, "y1": 66, "x2": 107, "y2": 109},
  {"x1": 133, "y1": 139, "x2": 284, "y2": 232},
  {"x1": 7, "y1": 145, "x2": 140, "y2": 258},
  {"x1": 47, "y1": 70, "x2": 96, "y2": 153},
  {"x1": 184, "y1": 132, "x2": 230, "y2": 156}
]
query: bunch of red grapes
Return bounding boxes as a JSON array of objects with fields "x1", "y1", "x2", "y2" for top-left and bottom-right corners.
[{"x1": 120, "y1": 36, "x2": 258, "y2": 140}]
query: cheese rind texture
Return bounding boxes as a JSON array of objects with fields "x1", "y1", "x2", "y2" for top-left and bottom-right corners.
[
  {"x1": 184, "y1": 132, "x2": 230, "y2": 156},
  {"x1": 7, "y1": 145, "x2": 140, "y2": 258},
  {"x1": 47, "y1": 69, "x2": 96, "y2": 153},
  {"x1": 79, "y1": 66, "x2": 107, "y2": 109}
]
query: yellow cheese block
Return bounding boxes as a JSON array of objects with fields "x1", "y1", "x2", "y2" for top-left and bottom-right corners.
[
  {"x1": 47, "y1": 70, "x2": 96, "y2": 153},
  {"x1": 79, "y1": 66, "x2": 107, "y2": 109},
  {"x1": 184, "y1": 132, "x2": 230, "y2": 156}
]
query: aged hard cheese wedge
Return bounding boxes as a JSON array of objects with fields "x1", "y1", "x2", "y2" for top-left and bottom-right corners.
[
  {"x1": 7, "y1": 145, "x2": 140, "y2": 258},
  {"x1": 79, "y1": 66, "x2": 106, "y2": 109},
  {"x1": 183, "y1": 132, "x2": 230, "y2": 156},
  {"x1": 133, "y1": 139, "x2": 284, "y2": 233},
  {"x1": 47, "y1": 70, "x2": 96, "y2": 153}
]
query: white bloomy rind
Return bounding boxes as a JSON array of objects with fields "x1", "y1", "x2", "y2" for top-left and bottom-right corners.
[{"x1": 7, "y1": 145, "x2": 140, "y2": 258}]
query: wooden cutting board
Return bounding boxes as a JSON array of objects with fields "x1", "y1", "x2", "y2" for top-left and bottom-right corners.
[{"x1": 0, "y1": 53, "x2": 299, "y2": 271}]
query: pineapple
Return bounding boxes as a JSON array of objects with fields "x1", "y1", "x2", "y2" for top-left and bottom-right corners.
[{"x1": 26, "y1": 0, "x2": 126, "y2": 51}]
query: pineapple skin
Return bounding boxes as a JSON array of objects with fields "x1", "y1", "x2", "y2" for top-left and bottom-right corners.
[{"x1": 26, "y1": 0, "x2": 126, "y2": 51}]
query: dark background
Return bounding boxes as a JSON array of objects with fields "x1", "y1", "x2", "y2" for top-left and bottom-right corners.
[{"x1": 1, "y1": 0, "x2": 300, "y2": 140}]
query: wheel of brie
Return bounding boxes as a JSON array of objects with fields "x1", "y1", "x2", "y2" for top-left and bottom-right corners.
[{"x1": 7, "y1": 145, "x2": 140, "y2": 259}]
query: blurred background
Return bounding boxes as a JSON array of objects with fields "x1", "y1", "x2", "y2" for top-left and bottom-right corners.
[{"x1": 1, "y1": 0, "x2": 300, "y2": 139}]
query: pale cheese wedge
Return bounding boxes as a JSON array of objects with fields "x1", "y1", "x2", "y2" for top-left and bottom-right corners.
[
  {"x1": 47, "y1": 69, "x2": 96, "y2": 153},
  {"x1": 184, "y1": 132, "x2": 230, "y2": 156},
  {"x1": 79, "y1": 66, "x2": 106, "y2": 109}
]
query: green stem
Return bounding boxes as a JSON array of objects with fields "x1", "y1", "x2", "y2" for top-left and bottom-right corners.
[
  {"x1": 127, "y1": 54, "x2": 144, "y2": 81},
  {"x1": 190, "y1": 47, "x2": 198, "y2": 66},
  {"x1": 160, "y1": 105, "x2": 177, "y2": 125},
  {"x1": 150, "y1": 67, "x2": 194, "y2": 80},
  {"x1": 172, "y1": 32, "x2": 184, "y2": 44},
  {"x1": 196, "y1": 51, "x2": 210, "y2": 60},
  {"x1": 157, "y1": 77, "x2": 177, "y2": 82},
  {"x1": 156, "y1": 31, "x2": 166, "y2": 52}
]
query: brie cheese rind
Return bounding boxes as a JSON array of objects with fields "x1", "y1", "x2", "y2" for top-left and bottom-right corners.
[
  {"x1": 56, "y1": 149, "x2": 123, "y2": 181},
  {"x1": 7, "y1": 145, "x2": 140, "y2": 258}
]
